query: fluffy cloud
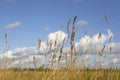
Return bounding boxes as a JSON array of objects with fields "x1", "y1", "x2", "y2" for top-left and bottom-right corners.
[
  {"x1": 75, "y1": 29, "x2": 117, "y2": 55},
  {"x1": 5, "y1": 22, "x2": 21, "y2": 30},
  {"x1": 0, "y1": 30, "x2": 67, "y2": 68},
  {"x1": 0, "y1": 29, "x2": 120, "y2": 69},
  {"x1": 47, "y1": 30, "x2": 67, "y2": 49},
  {"x1": 106, "y1": 42, "x2": 120, "y2": 54}
]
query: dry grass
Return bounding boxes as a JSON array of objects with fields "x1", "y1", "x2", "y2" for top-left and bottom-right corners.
[{"x1": 0, "y1": 69, "x2": 120, "y2": 80}]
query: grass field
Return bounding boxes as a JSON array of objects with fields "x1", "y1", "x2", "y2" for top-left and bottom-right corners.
[{"x1": 0, "y1": 69, "x2": 120, "y2": 80}]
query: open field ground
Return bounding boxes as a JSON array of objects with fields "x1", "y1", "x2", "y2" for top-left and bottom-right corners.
[{"x1": 0, "y1": 69, "x2": 120, "y2": 80}]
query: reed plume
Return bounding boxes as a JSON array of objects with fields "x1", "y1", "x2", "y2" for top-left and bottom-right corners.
[
  {"x1": 99, "y1": 45, "x2": 106, "y2": 56},
  {"x1": 98, "y1": 33, "x2": 102, "y2": 39},
  {"x1": 49, "y1": 40, "x2": 53, "y2": 50},
  {"x1": 105, "y1": 15, "x2": 109, "y2": 25},
  {"x1": 54, "y1": 33, "x2": 58, "y2": 47},
  {"x1": 4, "y1": 32, "x2": 10, "y2": 52},
  {"x1": 33, "y1": 56, "x2": 38, "y2": 69},
  {"x1": 109, "y1": 36, "x2": 112, "y2": 42},
  {"x1": 4, "y1": 32, "x2": 8, "y2": 44},
  {"x1": 70, "y1": 16, "x2": 77, "y2": 65},
  {"x1": 38, "y1": 37, "x2": 41, "y2": 49},
  {"x1": 67, "y1": 19, "x2": 71, "y2": 39},
  {"x1": 110, "y1": 46, "x2": 112, "y2": 53},
  {"x1": 52, "y1": 54, "x2": 56, "y2": 67}
]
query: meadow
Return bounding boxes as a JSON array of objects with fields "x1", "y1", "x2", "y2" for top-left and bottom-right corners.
[{"x1": 0, "y1": 69, "x2": 120, "y2": 80}]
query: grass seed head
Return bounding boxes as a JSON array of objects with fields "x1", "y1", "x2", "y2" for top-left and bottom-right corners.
[
  {"x1": 109, "y1": 36, "x2": 112, "y2": 42},
  {"x1": 4, "y1": 32, "x2": 8, "y2": 44},
  {"x1": 73, "y1": 16, "x2": 77, "y2": 26},
  {"x1": 67, "y1": 19, "x2": 71, "y2": 38},
  {"x1": 110, "y1": 46, "x2": 112, "y2": 53},
  {"x1": 98, "y1": 33, "x2": 102, "y2": 39},
  {"x1": 58, "y1": 55, "x2": 62, "y2": 62},
  {"x1": 105, "y1": 15, "x2": 109, "y2": 25},
  {"x1": 38, "y1": 37, "x2": 41, "y2": 49}
]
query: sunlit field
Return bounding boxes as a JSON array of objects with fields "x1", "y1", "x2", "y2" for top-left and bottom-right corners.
[{"x1": 0, "y1": 69, "x2": 120, "y2": 80}]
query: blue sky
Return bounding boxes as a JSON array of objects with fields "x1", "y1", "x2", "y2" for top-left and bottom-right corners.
[
  {"x1": 0, "y1": 0, "x2": 120, "y2": 69},
  {"x1": 0, "y1": 0, "x2": 120, "y2": 50}
]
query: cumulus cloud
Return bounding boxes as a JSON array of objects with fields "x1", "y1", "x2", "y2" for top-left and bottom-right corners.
[
  {"x1": 84, "y1": 54, "x2": 92, "y2": 61},
  {"x1": 106, "y1": 42, "x2": 120, "y2": 54},
  {"x1": 47, "y1": 30, "x2": 67, "y2": 48},
  {"x1": 5, "y1": 22, "x2": 21, "y2": 30},
  {"x1": 74, "y1": 29, "x2": 118, "y2": 55},
  {"x1": 112, "y1": 58, "x2": 119, "y2": 64},
  {"x1": 0, "y1": 29, "x2": 120, "y2": 69},
  {"x1": 0, "y1": 30, "x2": 67, "y2": 68}
]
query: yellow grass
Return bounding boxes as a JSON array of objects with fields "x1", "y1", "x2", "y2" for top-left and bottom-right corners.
[{"x1": 0, "y1": 69, "x2": 120, "y2": 80}]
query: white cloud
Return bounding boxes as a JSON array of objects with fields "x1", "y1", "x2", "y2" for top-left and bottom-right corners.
[
  {"x1": 107, "y1": 29, "x2": 113, "y2": 40},
  {"x1": 0, "y1": 29, "x2": 120, "y2": 69},
  {"x1": 75, "y1": 29, "x2": 117, "y2": 55},
  {"x1": 84, "y1": 54, "x2": 92, "y2": 60},
  {"x1": 0, "y1": 30, "x2": 67, "y2": 68},
  {"x1": 5, "y1": 22, "x2": 21, "y2": 30},
  {"x1": 47, "y1": 30, "x2": 67, "y2": 48},
  {"x1": 77, "y1": 20, "x2": 88, "y2": 27},
  {"x1": 112, "y1": 58, "x2": 119, "y2": 64},
  {"x1": 106, "y1": 42, "x2": 120, "y2": 54}
]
